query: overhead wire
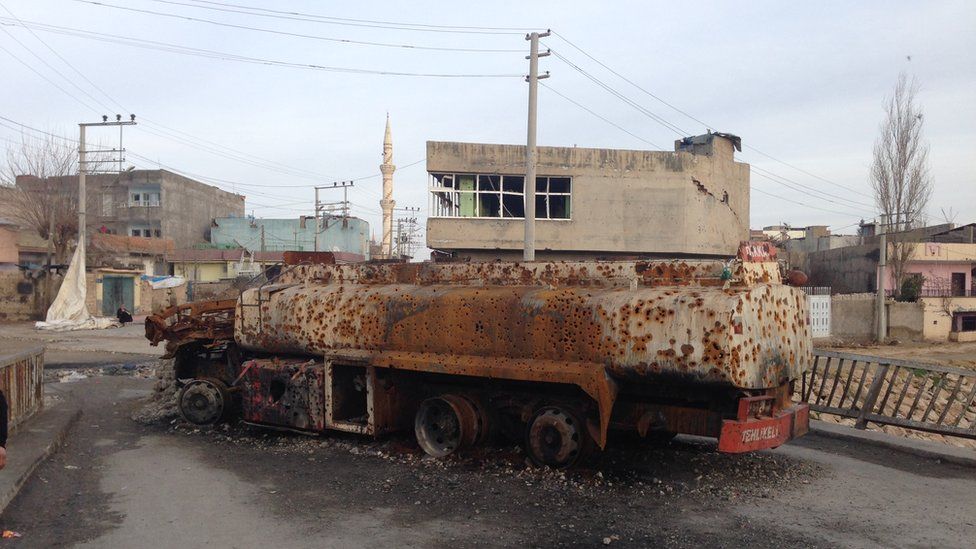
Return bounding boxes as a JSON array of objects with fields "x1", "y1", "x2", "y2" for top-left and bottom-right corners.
[
  {"x1": 75, "y1": 0, "x2": 525, "y2": 52},
  {"x1": 539, "y1": 82, "x2": 663, "y2": 149},
  {"x1": 548, "y1": 31, "x2": 873, "y2": 199},
  {"x1": 143, "y1": 0, "x2": 535, "y2": 34},
  {"x1": 0, "y1": 18, "x2": 523, "y2": 78}
]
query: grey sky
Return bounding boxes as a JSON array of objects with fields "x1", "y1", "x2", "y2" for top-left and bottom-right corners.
[{"x1": 1, "y1": 0, "x2": 973, "y2": 244}]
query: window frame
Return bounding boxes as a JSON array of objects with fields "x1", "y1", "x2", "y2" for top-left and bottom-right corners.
[{"x1": 429, "y1": 172, "x2": 571, "y2": 221}]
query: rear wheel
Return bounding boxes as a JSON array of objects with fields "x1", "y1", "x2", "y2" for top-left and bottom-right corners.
[
  {"x1": 414, "y1": 394, "x2": 486, "y2": 458},
  {"x1": 525, "y1": 406, "x2": 592, "y2": 469},
  {"x1": 178, "y1": 378, "x2": 230, "y2": 425}
]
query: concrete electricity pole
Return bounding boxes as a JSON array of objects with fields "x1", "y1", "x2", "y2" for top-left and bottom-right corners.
[
  {"x1": 876, "y1": 214, "x2": 887, "y2": 342},
  {"x1": 523, "y1": 30, "x2": 550, "y2": 261}
]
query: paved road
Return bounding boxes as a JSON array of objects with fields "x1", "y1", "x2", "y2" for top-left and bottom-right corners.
[
  {"x1": 1, "y1": 373, "x2": 973, "y2": 548},
  {"x1": 0, "y1": 321, "x2": 160, "y2": 368}
]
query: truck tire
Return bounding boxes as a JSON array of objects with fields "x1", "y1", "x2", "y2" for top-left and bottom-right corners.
[
  {"x1": 525, "y1": 406, "x2": 593, "y2": 469},
  {"x1": 178, "y1": 378, "x2": 231, "y2": 425},
  {"x1": 414, "y1": 394, "x2": 485, "y2": 458}
]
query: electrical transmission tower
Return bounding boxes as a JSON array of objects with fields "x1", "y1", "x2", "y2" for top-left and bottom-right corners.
[
  {"x1": 314, "y1": 181, "x2": 353, "y2": 251},
  {"x1": 394, "y1": 206, "x2": 421, "y2": 259}
]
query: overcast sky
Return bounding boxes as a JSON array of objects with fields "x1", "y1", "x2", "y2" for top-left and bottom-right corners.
[{"x1": 1, "y1": 0, "x2": 973, "y2": 245}]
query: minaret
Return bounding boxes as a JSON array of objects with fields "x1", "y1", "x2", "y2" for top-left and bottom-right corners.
[{"x1": 380, "y1": 114, "x2": 396, "y2": 258}]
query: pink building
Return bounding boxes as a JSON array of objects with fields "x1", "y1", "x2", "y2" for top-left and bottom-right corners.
[{"x1": 884, "y1": 242, "x2": 976, "y2": 297}]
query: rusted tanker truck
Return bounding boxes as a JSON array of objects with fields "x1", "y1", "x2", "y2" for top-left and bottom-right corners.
[{"x1": 147, "y1": 244, "x2": 811, "y2": 468}]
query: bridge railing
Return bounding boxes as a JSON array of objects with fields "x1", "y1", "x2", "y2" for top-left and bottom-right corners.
[
  {"x1": 0, "y1": 346, "x2": 45, "y2": 430},
  {"x1": 799, "y1": 350, "x2": 976, "y2": 439}
]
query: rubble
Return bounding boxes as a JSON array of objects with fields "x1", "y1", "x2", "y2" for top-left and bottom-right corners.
[{"x1": 131, "y1": 358, "x2": 180, "y2": 425}]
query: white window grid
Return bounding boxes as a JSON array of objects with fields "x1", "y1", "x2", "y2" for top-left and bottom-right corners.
[{"x1": 428, "y1": 173, "x2": 571, "y2": 220}]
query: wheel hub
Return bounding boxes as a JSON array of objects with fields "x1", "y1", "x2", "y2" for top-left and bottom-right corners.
[
  {"x1": 178, "y1": 379, "x2": 227, "y2": 425},
  {"x1": 526, "y1": 407, "x2": 586, "y2": 468}
]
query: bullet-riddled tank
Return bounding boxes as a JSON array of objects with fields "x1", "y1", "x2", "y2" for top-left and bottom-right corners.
[
  {"x1": 237, "y1": 257, "x2": 810, "y2": 390},
  {"x1": 219, "y1": 243, "x2": 811, "y2": 466}
]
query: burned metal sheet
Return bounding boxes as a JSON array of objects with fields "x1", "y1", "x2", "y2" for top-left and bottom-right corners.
[{"x1": 239, "y1": 358, "x2": 326, "y2": 432}]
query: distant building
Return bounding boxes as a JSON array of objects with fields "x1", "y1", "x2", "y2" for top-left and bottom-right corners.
[
  {"x1": 807, "y1": 223, "x2": 975, "y2": 296},
  {"x1": 425, "y1": 132, "x2": 749, "y2": 260},
  {"x1": 0, "y1": 219, "x2": 17, "y2": 271},
  {"x1": 16, "y1": 169, "x2": 244, "y2": 249},
  {"x1": 168, "y1": 248, "x2": 364, "y2": 282},
  {"x1": 209, "y1": 215, "x2": 369, "y2": 258}
]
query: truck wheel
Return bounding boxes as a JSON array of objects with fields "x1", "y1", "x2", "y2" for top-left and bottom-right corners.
[
  {"x1": 525, "y1": 406, "x2": 592, "y2": 469},
  {"x1": 178, "y1": 378, "x2": 230, "y2": 425},
  {"x1": 414, "y1": 394, "x2": 484, "y2": 458}
]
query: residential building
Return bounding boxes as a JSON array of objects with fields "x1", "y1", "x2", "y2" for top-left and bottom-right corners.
[
  {"x1": 0, "y1": 219, "x2": 17, "y2": 271},
  {"x1": 168, "y1": 248, "x2": 364, "y2": 282},
  {"x1": 209, "y1": 215, "x2": 370, "y2": 258},
  {"x1": 15, "y1": 169, "x2": 244, "y2": 249},
  {"x1": 807, "y1": 223, "x2": 967, "y2": 294},
  {"x1": 425, "y1": 132, "x2": 749, "y2": 260}
]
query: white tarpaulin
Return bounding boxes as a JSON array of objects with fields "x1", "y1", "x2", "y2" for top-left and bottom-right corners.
[
  {"x1": 141, "y1": 275, "x2": 185, "y2": 289},
  {"x1": 35, "y1": 240, "x2": 120, "y2": 331}
]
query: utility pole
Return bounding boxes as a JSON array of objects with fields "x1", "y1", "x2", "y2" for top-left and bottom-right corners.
[
  {"x1": 876, "y1": 214, "x2": 887, "y2": 342},
  {"x1": 523, "y1": 30, "x2": 550, "y2": 262},
  {"x1": 260, "y1": 224, "x2": 266, "y2": 253},
  {"x1": 314, "y1": 181, "x2": 353, "y2": 251},
  {"x1": 78, "y1": 114, "x2": 136, "y2": 261}
]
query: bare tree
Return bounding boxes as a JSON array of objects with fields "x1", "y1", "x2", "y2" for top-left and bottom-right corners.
[
  {"x1": 0, "y1": 132, "x2": 79, "y2": 263},
  {"x1": 870, "y1": 72, "x2": 933, "y2": 297}
]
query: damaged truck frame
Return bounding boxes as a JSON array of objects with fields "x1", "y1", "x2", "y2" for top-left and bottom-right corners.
[{"x1": 147, "y1": 245, "x2": 811, "y2": 468}]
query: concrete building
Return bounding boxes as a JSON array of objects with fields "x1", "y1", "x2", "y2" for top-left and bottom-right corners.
[
  {"x1": 16, "y1": 169, "x2": 244, "y2": 249},
  {"x1": 209, "y1": 215, "x2": 370, "y2": 257},
  {"x1": 806, "y1": 223, "x2": 967, "y2": 295},
  {"x1": 0, "y1": 219, "x2": 17, "y2": 271},
  {"x1": 425, "y1": 133, "x2": 749, "y2": 260}
]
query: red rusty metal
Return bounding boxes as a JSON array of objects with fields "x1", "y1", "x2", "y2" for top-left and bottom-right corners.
[
  {"x1": 717, "y1": 402, "x2": 809, "y2": 453},
  {"x1": 738, "y1": 241, "x2": 777, "y2": 262},
  {"x1": 786, "y1": 270, "x2": 809, "y2": 287},
  {"x1": 145, "y1": 299, "x2": 236, "y2": 356},
  {"x1": 239, "y1": 358, "x2": 326, "y2": 432}
]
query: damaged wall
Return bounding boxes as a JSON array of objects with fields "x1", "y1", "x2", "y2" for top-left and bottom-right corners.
[{"x1": 425, "y1": 135, "x2": 749, "y2": 259}]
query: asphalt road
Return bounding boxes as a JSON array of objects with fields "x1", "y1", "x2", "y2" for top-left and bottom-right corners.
[{"x1": 1, "y1": 373, "x2": 973, "y2": 549}]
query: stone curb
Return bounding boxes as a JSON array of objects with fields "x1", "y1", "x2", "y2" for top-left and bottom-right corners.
[
  {"x1": 0, "y1": 406, "x2": 83, "y2": 516},
  {"x1": 809, "y1": 420, "x2": 976, "y2": 468}
]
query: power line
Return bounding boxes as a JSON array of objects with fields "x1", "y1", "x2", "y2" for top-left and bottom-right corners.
[
  {"x1": 146, "y1": 0, "x2": 534, "y2": 34},
  {"x1": 751, "y1": 186, "x2": 869, "y2": 218},
  {"x1": 75, "y1": 0, "x2": 525, "y2": 52},
  {"x1": 549, "y1": 31, "x2": 873, "y2": 198},
  {"x1": 547, "y1": 48, "x2": 688, "y2": 137},
  {"x1": 0, "y1": 18, "x2": 523, "y2": 78},
  {"x1": 750, "y1": 165, "x2": 876, "y2": 210},
  {"x1": 0, "y1": 7, "x2": 340, "y2": 182},
  {"x1": 539, "y1": 82, "x2": 663, "y2": 149}
]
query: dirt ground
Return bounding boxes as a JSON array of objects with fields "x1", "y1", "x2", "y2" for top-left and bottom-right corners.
[
  {"x1": 827, "y1": 340, "x2": 976, "y2": 370},
  {"x1": 2, "y1": 372, "x2": 974, "y2": 548}
]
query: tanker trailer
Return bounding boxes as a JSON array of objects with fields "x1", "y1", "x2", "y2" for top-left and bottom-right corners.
[{"x1": 157, "y1": 242, "x2": 811, "y2": 468}]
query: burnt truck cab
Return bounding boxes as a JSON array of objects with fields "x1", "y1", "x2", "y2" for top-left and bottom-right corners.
[{"x1": 148, "y1": 243, "x2": 811, "y2": 468}]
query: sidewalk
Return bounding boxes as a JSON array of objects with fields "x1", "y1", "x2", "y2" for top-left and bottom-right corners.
[
  {"x1": 810, "y1": 420, "x2": 976, "y2": 468},
  {"x1": 0, "y1": 402, "x2": 82, "y2": 515}
]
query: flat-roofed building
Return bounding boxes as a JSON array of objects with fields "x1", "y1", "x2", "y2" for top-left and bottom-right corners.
[{"x1": 425, "y1": 133, "x2": 749, "y2": 260}]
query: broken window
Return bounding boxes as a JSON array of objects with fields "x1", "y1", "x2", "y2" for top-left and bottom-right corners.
[{"x1": 429, "y1": 173, "x2": 571, "y2": 220}]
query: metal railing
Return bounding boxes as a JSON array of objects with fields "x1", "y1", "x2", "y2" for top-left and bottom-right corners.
[
  {"x1": 799, "y1": 350, "x2": 976, "y2": 439},
  {"x1": 0, "y1": 346, "x2": 45, "y2": 430},
  {"x1": 885, "y1": 288, "x2": 975, "y2": 298}
]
